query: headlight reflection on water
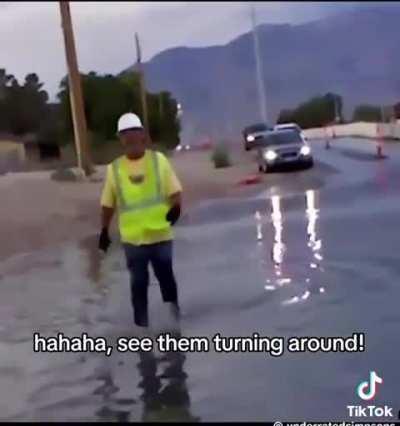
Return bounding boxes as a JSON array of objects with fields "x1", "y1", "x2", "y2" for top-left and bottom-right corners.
[
  {"x1": 255, "y1": 189, "x2": 326, "y2": 304},
  {"x1": 306, "y1": 189, "x2": 324, "y2": 272},
  {"x1": 270, "y1": 195, "x2": 286, "y2": 280}
]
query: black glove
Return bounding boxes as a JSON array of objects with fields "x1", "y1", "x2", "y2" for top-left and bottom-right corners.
[
  {"x1": 166, "y1": 204, "x2": 181, "y2": 226},
  {"x1": 98, "y1": 227, "x2": 111, "y2": 253}
]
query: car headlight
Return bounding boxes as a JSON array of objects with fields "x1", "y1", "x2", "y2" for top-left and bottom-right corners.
[
  {"x1": 300, "y1": 145, "x2": 311, "y2": 156},
  {"x1": 264, "y1": 150, "x2": 277, "y2": 161},
  {"x1": 246, "y1": 135, "x2": 255, "y2": 142}
]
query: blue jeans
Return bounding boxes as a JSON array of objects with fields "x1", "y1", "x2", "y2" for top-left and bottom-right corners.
[{"x1": 123, "y1": 240, "x2": 179, "y2": 327}]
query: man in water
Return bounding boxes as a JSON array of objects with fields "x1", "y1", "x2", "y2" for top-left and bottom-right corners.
[{"x1": 99, "y1": 112, "x2": 182, "y2": 329}]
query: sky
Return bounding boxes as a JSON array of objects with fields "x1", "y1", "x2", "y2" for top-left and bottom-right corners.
[{"x1": 0, "y1": 1, "x2": 362, "y2": 100}]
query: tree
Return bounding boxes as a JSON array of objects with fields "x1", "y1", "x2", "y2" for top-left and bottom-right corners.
[
  {"x1": 352, "y1": 105, "x2": 382, "y2": 122},
  {"x1": 147, "y1": 91, "x2": 180, "y2": 149},
  {"x1": 0, "y1": 67, "x2": 180, "y2": 152},
  {"x1": 0, "y1": 69, "x2": 13, "y2": 102},
  {"x1": 277, "y1": 109, "x2": 295, "y2": 125},
  {"x1": 0, "y1": 69, "x2": 14, "y2": 131},
  {"x1": 58, "y1": 72, "x2": 137, "y2": 144},
  {"x1": 58, "y1": 71, "x2": 181, "y2": 150},
  {"x1": 324, "y1": 93, "x2": 343, "y2": 123},
  {"x1": 120, "y1": 73, "x2": 180, "y2": 147},
  {"x1": 19, "y1": 73, "x2": 49, "y2": 133},
  {"x1": 37, "y1": 104, "x2": 63, "y2": 145},
  {"x1": 277, "y1": 93, "x2": 343, "y2": 129},
  {"x1": 0, "y1": 71, "x2": 49, "y2": 135}
]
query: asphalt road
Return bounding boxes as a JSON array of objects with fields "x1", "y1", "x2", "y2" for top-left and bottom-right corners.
[{"x1": 1, "y1": 137, "x2": 400, "y2": 421}]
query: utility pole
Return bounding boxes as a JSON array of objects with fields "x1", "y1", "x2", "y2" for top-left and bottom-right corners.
[
  {"x1": 250, "y1": 4, "x2": 268, "y2": 125},
  {"x1": 59, "y1": 1, "x2": 93, "y2": 176},
  {"x1": 135, "y1": 33, "x2": 149, "y2": 135}
]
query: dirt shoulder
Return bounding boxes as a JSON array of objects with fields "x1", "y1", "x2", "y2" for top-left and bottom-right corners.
[{"x1": 0, "y1": 149, "x2": 260, "y2": 261}]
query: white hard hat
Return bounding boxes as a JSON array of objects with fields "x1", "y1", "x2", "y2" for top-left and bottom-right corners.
[{"x1": 117, "y1": 112, "x2": 143, "y2": 133}]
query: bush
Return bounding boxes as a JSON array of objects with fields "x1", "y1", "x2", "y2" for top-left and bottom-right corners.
[
  {"x1": 211, "y1": 143, "x2": 232, "y2": 168},
  {"x1": 277, "y1": 93, "x2": 343, "y2": 129},
  {"x1": 353, "y1": 104, "x2": 383, "y2": 122},
  {"x1": 50, "y1": 167, "x2": 78, "y2": 182}
]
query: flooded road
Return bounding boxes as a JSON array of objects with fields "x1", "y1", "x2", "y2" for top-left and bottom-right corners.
[{"x1": 1, "y1": 138, "x2": 400, "y2": 421}]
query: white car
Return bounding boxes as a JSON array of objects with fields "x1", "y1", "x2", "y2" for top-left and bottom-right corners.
[{"x1": 274, "y1": 123, "x2": 307, "y2": 140}]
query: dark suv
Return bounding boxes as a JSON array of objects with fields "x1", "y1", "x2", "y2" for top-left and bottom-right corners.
[
  {"x1": 256, "y1": 129, "x2": 314, "y2": 173},
  {"x1": 242, "y1": 123, "x2": 271, "y2": 151}
]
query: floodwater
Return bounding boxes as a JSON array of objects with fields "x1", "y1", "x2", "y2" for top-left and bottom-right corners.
[{"x1": 1, "y1": 138, "x2": 400, "y2": 421}]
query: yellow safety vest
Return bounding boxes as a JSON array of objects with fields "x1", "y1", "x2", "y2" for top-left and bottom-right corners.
[{"x1": 112, "y1": 150, "x2": 172, "y2": 244}]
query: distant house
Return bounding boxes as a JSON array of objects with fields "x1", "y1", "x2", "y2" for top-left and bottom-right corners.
[{"x1": 0, "y1": 131, "x2": 62, "y2": 174}]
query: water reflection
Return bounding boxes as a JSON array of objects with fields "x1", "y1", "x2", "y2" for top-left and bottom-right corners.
[
  {"x1": 137, "y1": 346, "x2": 199, "y2": 422},
  {"x1": 305, "y1": 190, "x2": 326, "y2": 296},
  {"x1": 94, "y1": 335, "x2": 199, "y2": 422},
  {"x1": 94, "y1": 361, "x2": 130, "y2": 422},
  {"x1": 79, "y1": 235, "x2": 102, "y2": 286},
  {"x1": 75, "y1": 235, "x2": 111, "y2": 330},
  {"x1": 305, "y1": 190, "x2": 324, "y2": 272},
  {"x1": 269, "y1": 195, "x2": 291, "y2": 289},
  {"x1": 255, "y1": 211, "x2": 263, "y2": 242},
  {"x1": 282, "y1": 189, "x2": 326, "y2": 305},
  {"x1": 257, "y1": 190, "x2": 326, "y2": 303},
  {"x1": 270, "y1": 195, "x2": 285, "y2": 275}
]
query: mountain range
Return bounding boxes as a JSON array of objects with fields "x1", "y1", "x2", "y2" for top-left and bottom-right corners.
[{"x1": 122, "y1": 5, "x2": 400, "y2": 144}]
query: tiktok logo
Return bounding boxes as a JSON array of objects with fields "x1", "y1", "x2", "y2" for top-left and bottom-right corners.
[
  {"x1": 357, "y1": 371, "x2": 383, "y2": 401},
  {"x1": 347, "y1": 371, "x2": 393, "y2": 418}
]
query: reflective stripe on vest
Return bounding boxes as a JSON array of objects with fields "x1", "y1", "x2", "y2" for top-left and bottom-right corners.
[{"x1": 112, "y1": 151, "x2": 164, "y2": 213}]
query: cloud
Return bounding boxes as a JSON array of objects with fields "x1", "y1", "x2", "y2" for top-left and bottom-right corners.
[{"x1": 0, "y1": 1, "x2": 370, "y2": 100}]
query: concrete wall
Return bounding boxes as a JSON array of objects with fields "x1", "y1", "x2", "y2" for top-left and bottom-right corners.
[{"x1": 304, "y1": 121, "x2": 400, "y2": 140}]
